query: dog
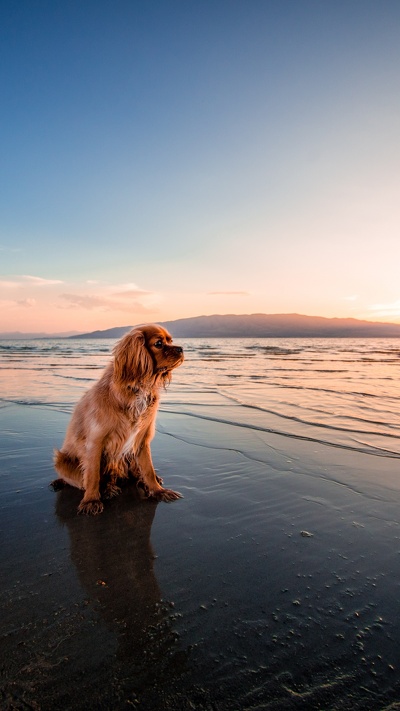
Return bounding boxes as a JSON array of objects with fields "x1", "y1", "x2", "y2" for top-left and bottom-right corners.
[{"x1": 51, "y1": 324, "x2": 184, "y2": 515}]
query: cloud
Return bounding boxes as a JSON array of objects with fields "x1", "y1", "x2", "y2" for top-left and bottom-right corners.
[
  {"x1": 111, "y1": 289, "x2": 152, "y2": 299},
  {"x1": 60, "y1": 294, "x2": 115, "y2": 310},
  {"x1": 111, "y1": 282, "x2": 141, "y2": 292},
  {"x1": 79, "y1": 281, "x2": 153, "y2": 299},
  {"x1": 0, "y1": 275, "x2": 63, "y2": 288},
  {"x1": 17, "y1": 298, "x2": 36, "y2": 308},
  {"x1": 21, "y1": 275, "x2": 63, "y2": 286},
  {"x1": 0, "y1": 297, "x2": 36, "y2": 309},
  {"x1": 59, "y1": 293, "x2": 153, "y2": 314},
  {"x1": 208, "y1": 291, "x2": 250, "y2": 296},
  {"x1": 0, "y1": 280, "x2": 20, "y2": 288},
  {"x1": 369, "y1": 300, "x2": 400, "y2": 317},
  {"x1": 109, "y1": 282, "x2": 152, "y2": 298},
  {"x1": 341, "y1": 295, "x2": 359, "y2": 302}
]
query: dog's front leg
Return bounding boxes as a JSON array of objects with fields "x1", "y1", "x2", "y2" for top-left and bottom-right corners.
[
  {"x1": 78, "y1": 435, "x2": 105, "y2": 515},
  {"x1": 135, "y1": 435, "x2": 182, "y2": 502}
]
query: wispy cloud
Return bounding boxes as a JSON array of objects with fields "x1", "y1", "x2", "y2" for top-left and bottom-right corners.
[
  {"x1": 21, "y1": 275, "x2": 64, "y2": 286},
  {"x1": 60, "y1": 294, "x2": 113, "y2": 310},
  {"x1": 59, "y1": 293, "x2": 153, "y2": 313},
  {"x1": 0, "y1": 275, "x2": 63, "y2": 288},
  {"x1": 111, "y1": 282, "x2": 142, "y2": 292},
  {"x1": 369, "y1": 300, "x2": 400, "y2": 318},
  {"x1": 0, "y1": 280, "x2": 20, "y2": 288},
  {"x1": 17, "y1": 298, "x2": 36, "y2": 308},
  {"x1": 208, "y1": 291, "x2": 250, "y2": 296},
  {"x1": 108, "y1": 282, "x2": 152, "y2": 298},
  {"x1": 79, "y1": 281, "x2": 153, "y2": 299},
  {"x1": 0, "y1": 297, "x2": 36, "y2": 309},
  {"x1": 111, "y1": 289, "x2": 152, "y2": 299}
]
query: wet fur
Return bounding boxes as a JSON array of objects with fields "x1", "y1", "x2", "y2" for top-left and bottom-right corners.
[{"x1": 51, "y1": 324, "x2": 184, "y2": 514}]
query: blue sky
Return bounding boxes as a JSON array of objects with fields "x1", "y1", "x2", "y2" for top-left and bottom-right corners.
[{"x1": 1, "y1": 0, "x2": 400, "y2": 333}]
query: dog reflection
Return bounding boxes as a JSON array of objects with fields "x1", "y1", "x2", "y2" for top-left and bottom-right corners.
[{"x1": 55, "y1": 484, "x2": 184, "y2": 673}]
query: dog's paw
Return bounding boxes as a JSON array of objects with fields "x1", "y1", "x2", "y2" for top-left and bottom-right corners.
[
  {"x1": 103, "y1": 484, "x2": 122, "y2": 500},
  {"x1": 151, "y1": 487, "x2": 183, "y2": 502},
  {"x1": 49, "y1": 478, "x2": 67, "y2": 491},
  {"x1": 77, "y1": 499, "x2": 104, "y2": 515}
]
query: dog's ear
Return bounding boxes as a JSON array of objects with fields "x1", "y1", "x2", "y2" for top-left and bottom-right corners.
[{"x1": 113, "y1": 329, "x2": 154, "y2": 385}]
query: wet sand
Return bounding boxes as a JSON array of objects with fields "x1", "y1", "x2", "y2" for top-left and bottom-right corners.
[{"x1": 1, "y1": 402, "x2": 400, "y2": 710}]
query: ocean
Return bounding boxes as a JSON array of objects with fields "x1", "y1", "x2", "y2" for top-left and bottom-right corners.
[
  {"x1": 2, "y1": 336, "x2": 400, "y2": 709},
  {"x1": 1, "y1": 336, "x2": 400, "y2": 458}
]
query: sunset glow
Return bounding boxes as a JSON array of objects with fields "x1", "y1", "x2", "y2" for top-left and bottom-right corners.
[{"x1": 1, "y1": 1, "x2": 400, "y2": 334}]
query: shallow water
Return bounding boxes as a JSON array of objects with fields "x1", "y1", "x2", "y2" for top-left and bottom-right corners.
[
  {"x1": 1, "y1": 337, "x2": 400, "y2": 709},
  {"x1": 1, "y1": 336, "x2": 400, "y2": 456}
]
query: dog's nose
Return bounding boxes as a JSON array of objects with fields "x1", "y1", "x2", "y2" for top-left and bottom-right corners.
[{"x1": 175, "y1": 346, "x2": 183, "y2": 354}]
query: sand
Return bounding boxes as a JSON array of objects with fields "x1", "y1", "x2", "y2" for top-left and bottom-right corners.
[{"x1": 1, "y1": 401, "x2": 400, "y2": 710}]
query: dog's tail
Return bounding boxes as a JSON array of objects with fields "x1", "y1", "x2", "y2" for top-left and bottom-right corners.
[{"x1": 53, "y1": 449, "x2": 82, "y2": 488}]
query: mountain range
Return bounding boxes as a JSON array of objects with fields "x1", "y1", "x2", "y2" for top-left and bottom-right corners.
[
  {"x1": 0, "y1": 330, "x2": 80, "y2": 340},
  {"x1": 68, "y1": 313, "x2": 400, "y2": 339}
]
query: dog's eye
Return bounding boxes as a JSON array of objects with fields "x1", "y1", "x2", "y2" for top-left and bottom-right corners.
[{"x1": 154, "y1": 339, "x2": 163, "y2": 349}]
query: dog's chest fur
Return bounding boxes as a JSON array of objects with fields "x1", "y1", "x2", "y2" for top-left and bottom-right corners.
[
  {"x1": 134, "y1": 390, "x2": 152, "y2": 417},
  {"x1": 123, "y1": 386, "x2": 157, "y2": 421}
]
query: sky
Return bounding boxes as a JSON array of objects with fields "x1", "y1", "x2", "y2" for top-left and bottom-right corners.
[{"x1": 1, "y1": 0, "x2": 400, "y2": 334}]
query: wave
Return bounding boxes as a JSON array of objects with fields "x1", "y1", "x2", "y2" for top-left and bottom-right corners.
[
  {"x1": 159, "y1": 407, "x2": 400, "y2": 459},
  {"x1": 0, "y1": 397, "x2": 73, "y2": 412},
  {"x1": 195, "y1": 353, "x2": 256, "y2": 359},
  {"x1": 0, "y1": 344, "x2": 42, "y2": 353},
  {"x1": 246, "y1": 345, "x2": 302, "y2": 355},
  {"x1": 52, "y1": 373, "x2": 98, "y2": 381},
  {"x1": 214, "y1": 389, "x2": 400, "y2": 440},
  {"x1": 255, "y1": 379, "x2": 400, "y2": 403}
]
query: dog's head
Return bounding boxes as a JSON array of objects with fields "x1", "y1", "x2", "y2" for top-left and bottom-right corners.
[{"x1": 113, "y1": 324, "x2": 184, "y2": 387}]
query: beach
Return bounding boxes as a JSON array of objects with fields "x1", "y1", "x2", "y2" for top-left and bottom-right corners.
[{"x1": 1, "y1": 338, "x2": 400, "y2": 709}]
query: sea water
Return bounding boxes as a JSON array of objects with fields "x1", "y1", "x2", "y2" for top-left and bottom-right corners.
[
  {"x1": 2, "y1": 337, "x2": 400, "y2": 709},
  {"x1": 1, "y1": 337, "x2": 399, "y2": 459}
]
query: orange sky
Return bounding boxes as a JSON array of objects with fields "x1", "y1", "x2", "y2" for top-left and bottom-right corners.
[{"x1": 1, "y1": 272, "x2": 399, "y2": 335}]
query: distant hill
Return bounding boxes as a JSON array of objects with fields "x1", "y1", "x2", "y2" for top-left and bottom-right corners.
[
  {"x1": 0, "y1": 330, "x2": 80, "y2": 340},
  {"x1": 69, "y1": 313, "x2": 400, "y2": 339},
  {"x1": 70, "y1": 326, "x2": 131, "y2": 339}
]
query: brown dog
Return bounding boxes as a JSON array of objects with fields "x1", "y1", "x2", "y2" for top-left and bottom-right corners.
[{"x1": 52, "y1": 324, "x2": 184, "y2": 514}]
